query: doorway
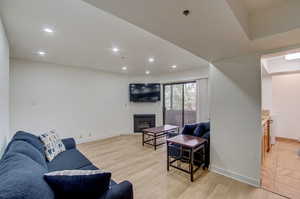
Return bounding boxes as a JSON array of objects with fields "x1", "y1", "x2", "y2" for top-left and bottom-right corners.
[
  {"x1": 261, "y1": 50, "x2": 300, "y2": 198},
  {"x1": 163, "y1": 81, "x2": 197, "y2": 127}
]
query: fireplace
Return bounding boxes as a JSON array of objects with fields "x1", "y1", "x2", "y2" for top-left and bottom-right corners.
[{"x1": 134, "y1": 114, "x2": 156, "y2": 132}]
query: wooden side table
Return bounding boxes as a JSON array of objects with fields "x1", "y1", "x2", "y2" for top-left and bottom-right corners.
[
  {"x1": 142, "y1": 125, "x2": 180, "y2": 150},
  {"x1": 166, "y1": 135, "x2": 207, "y2": 182}
]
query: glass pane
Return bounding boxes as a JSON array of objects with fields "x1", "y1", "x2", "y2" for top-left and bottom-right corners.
[
  {"x1": 165, "y1": 84, "x2": 183, "y2": 127},
  {"x1": 184, "y1": 83, "x2": 197, "y2": 125},
  {"x1": 164, "y1": 85, "x2": 171, "y2": 110}
]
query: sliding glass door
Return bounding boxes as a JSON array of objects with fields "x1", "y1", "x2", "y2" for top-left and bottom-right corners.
[{"x1": 163, "y1": 81, "x2": 197, "y2": 127}]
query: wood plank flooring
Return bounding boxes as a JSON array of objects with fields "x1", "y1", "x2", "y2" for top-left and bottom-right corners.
[
  {"x1": 261, "y1": 139, "x2": 300, "y2": 199},
  {"x1": 78, "y1": 135, "x2": 287, "y2": 199}
]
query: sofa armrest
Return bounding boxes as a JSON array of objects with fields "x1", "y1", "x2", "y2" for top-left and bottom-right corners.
[
  {"x1": 62, "y1": 138, "x2": 76, "y2": 150},
  {"x1": 100, "y1": 181, "x2": 133, "y2": 199}
]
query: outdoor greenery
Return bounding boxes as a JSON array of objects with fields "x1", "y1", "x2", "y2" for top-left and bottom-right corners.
[
  {"x1": 164, "y1": 83, "x2": 197, "y2": 126},
  {"x1": 165, "y1": 83, "x2": 196, "y2": 111}
]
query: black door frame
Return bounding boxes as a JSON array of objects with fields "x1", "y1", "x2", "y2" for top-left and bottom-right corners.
[{"x1": 162, "y1": 81, "x2": 196, "y2": 127}]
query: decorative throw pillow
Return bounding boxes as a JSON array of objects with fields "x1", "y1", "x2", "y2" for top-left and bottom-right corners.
[
  {"x1": 39, "y1": 131, "x2": 66, "y2": 161},
  {"x1": 193, "y1": 124, "x2": 207, "y2": 137},
  {"x1": 44, "y1": 170, "x2": 111, "y2": 199}
]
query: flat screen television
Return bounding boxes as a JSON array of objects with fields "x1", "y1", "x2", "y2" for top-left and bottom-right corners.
[{"x1": 129, "y1": 83, "x2": 161, "y2": 102}]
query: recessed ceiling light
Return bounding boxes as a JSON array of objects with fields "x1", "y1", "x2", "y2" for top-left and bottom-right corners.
[
  {"x1": 171, "y1": 65, "x2": 177, "y2": 69},
  {"x1": 43, "y1": 28, "x2": 54, "y2": 33},
  {"x1": 148, "y1": 57, "x2": 155, "y2": 63},
  {"x1": 112, "y1": 47, "x2": 120, "y2": 53},
  {"x1": 145, "y1": 70, "x2": 150, "y2": 75},
  {"x1": 122, "y1": 66, "x2": 127, "y2": 70},
  {"x1": 182, "y1": 10, "x2": 191, "y2": 16},
  {"x1": 37, "y1": 51, "x2": 46, "y2": 56},
  {"x1": 285, "y1": 52, "x2": 300, "y2": 60}
]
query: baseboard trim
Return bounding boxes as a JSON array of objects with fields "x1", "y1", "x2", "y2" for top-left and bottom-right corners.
[
  {"x1": 75, "y1": 134, "x2": 122, "y2": 144},
  {"x1": 276, "y1": 137, "x2": 299, "y2": 143},
  {"x1": 75, "y1": 133, "x2": 138, "y2": 144},
  {"x1": 210, "y1": 165, "x2": 260, "y2": 187}
]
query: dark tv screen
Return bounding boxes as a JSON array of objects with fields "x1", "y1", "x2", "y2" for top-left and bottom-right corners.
[{"x1": 129, "y1": 83, "x2": 161, "y2": 102}]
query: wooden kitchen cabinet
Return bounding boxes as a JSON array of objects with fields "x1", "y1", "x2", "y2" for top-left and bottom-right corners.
[{"x1": 261, "y1": 118, "x2": 271, "y2": 164}]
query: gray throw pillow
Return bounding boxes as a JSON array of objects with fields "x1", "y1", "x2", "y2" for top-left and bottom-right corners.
[{"x1": 39, "y1": 131, "x2": 66, "y2": 161}]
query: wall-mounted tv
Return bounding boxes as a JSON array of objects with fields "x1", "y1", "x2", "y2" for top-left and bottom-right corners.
[{"x1": 129, "y1": 83, "x2": 161, "y2": 102}]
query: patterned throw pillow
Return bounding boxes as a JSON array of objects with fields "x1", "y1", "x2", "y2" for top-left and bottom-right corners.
[
  {"x1": 39, "y1": 131, "x2": 66, "y2": 161},
  {"x1": 44, "y1": 170, "x2": 111, "y2": 199}
]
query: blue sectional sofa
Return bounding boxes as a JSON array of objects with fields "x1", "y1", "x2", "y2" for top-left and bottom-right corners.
[{"x1": 0, "y1": 131, "x2": 133, "y2": 199}]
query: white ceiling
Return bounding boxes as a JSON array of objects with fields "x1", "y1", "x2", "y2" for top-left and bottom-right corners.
[
  {"x1": 2, "y1": 0, "x2": 300, "y2": 75},
  {"x1": 0, "y1": 0, "x2": 208, "y2": 75},
  {"x1": 83, "y1": 0, "x2": 300, "y2": 61},
  {"x1": 243, "y1": 0, "x2": 288, "y2": 13},
  {"x1": 84, "y1": 0, "x2": 253, "y2": 61},
  {"x1": 262, "y1": 49, "x2": 300, "y2": 74}
]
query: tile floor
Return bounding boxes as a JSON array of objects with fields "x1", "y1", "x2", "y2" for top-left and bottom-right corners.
[{"x1": 261, "y1": 139, "x2": 300, "y2": 199}]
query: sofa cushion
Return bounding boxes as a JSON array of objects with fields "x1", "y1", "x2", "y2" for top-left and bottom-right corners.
[
  {"x1": 0, "y1": 153, "x2": 54, "y2": 199},
  {"x1": 47, "y1": 149, "x2": 92, "y2": 171},
  {"x1": 44, "y1": 170, "x2": 111, "y2": 199},
  {"x1": 77, "y1": 164, "x2": 117, "y2": 186},
  {"x1": 79, "y1": 164, "x2": 99, "y2": 170},
  {"x1": 40, "y1": 131, "x2": 66, "y2": 161},
  {"x1": 4, "y1": 140, "x2": 47, "y2": 168}
]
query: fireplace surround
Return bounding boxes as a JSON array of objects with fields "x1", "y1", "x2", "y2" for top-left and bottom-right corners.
[{"x1": 133, "y1": 114, "x2": 156, "y2": 132}]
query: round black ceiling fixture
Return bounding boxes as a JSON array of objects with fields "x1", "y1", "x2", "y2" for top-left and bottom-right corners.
[{"x1": 182, "y1": 10, "x2": 190, "y2": 16}]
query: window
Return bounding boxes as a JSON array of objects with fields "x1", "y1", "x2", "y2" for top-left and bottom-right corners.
[{"x1": 163, "y1": 81, "x2": 197, "y2": 127}]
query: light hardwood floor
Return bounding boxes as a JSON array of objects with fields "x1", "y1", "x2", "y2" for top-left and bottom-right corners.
[
  {"x1": 261, "y1": 139, "x2": 300, "y2": 199},
  {"x1": 78, "y1": 135, "x2": 287, "y2": 199}
]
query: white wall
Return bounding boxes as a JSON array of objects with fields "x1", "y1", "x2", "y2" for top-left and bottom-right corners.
[
  {"x1": 128, "y1": 67, "x2": 209, "y2": 132},
  {"x1": 10, "y1": 59, "x2": 209, "y2": 139},
  {"x1": 0, "y1": 18, "x2": 10, "y2": 157},
  {"x1": 210, "y1": 54, "x2": 262, "y2": 187},
  {"x1": 261, "y1": 75, "x2": 272, "y2": 111},
  {"x1": 272, "y1": 73, "x2": 300, "y2": 140},
  {"x1": 10, "y1": 59, "x2": 131, "y2": 143}
]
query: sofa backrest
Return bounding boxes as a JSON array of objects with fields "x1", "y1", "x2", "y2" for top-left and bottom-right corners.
[
  {"x1": 5, "y1": 140, "x2": 48, "y2": 168},
  {"x1": 7, "y1": 131, "x2": 45, "y2": 154},
  {"x1": 181, "y1": 123, "x2": 199, "y2": 135},
  {"x1": 182, "y1": 122, "x2": 210, "y2": 137},
  {"x1": 3, "y1": 131, "x2": 48, "y2": 167}
]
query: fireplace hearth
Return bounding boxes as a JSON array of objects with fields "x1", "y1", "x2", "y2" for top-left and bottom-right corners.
[{"x1": 134, "y1": 114, "x2": 155, "y2": 132}]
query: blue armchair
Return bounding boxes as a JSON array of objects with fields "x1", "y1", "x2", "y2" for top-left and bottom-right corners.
[{"x1": 168, "y1": 122, "x2": 210, "y2": 168}]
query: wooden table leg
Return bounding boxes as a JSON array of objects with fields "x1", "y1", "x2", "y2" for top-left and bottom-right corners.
[
  {"x1": 190, "y1": 148, "x2": 194, "y2": 182},
  {"x1": 142, "y1": 131, "x2": 144, "y2": 146}
]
